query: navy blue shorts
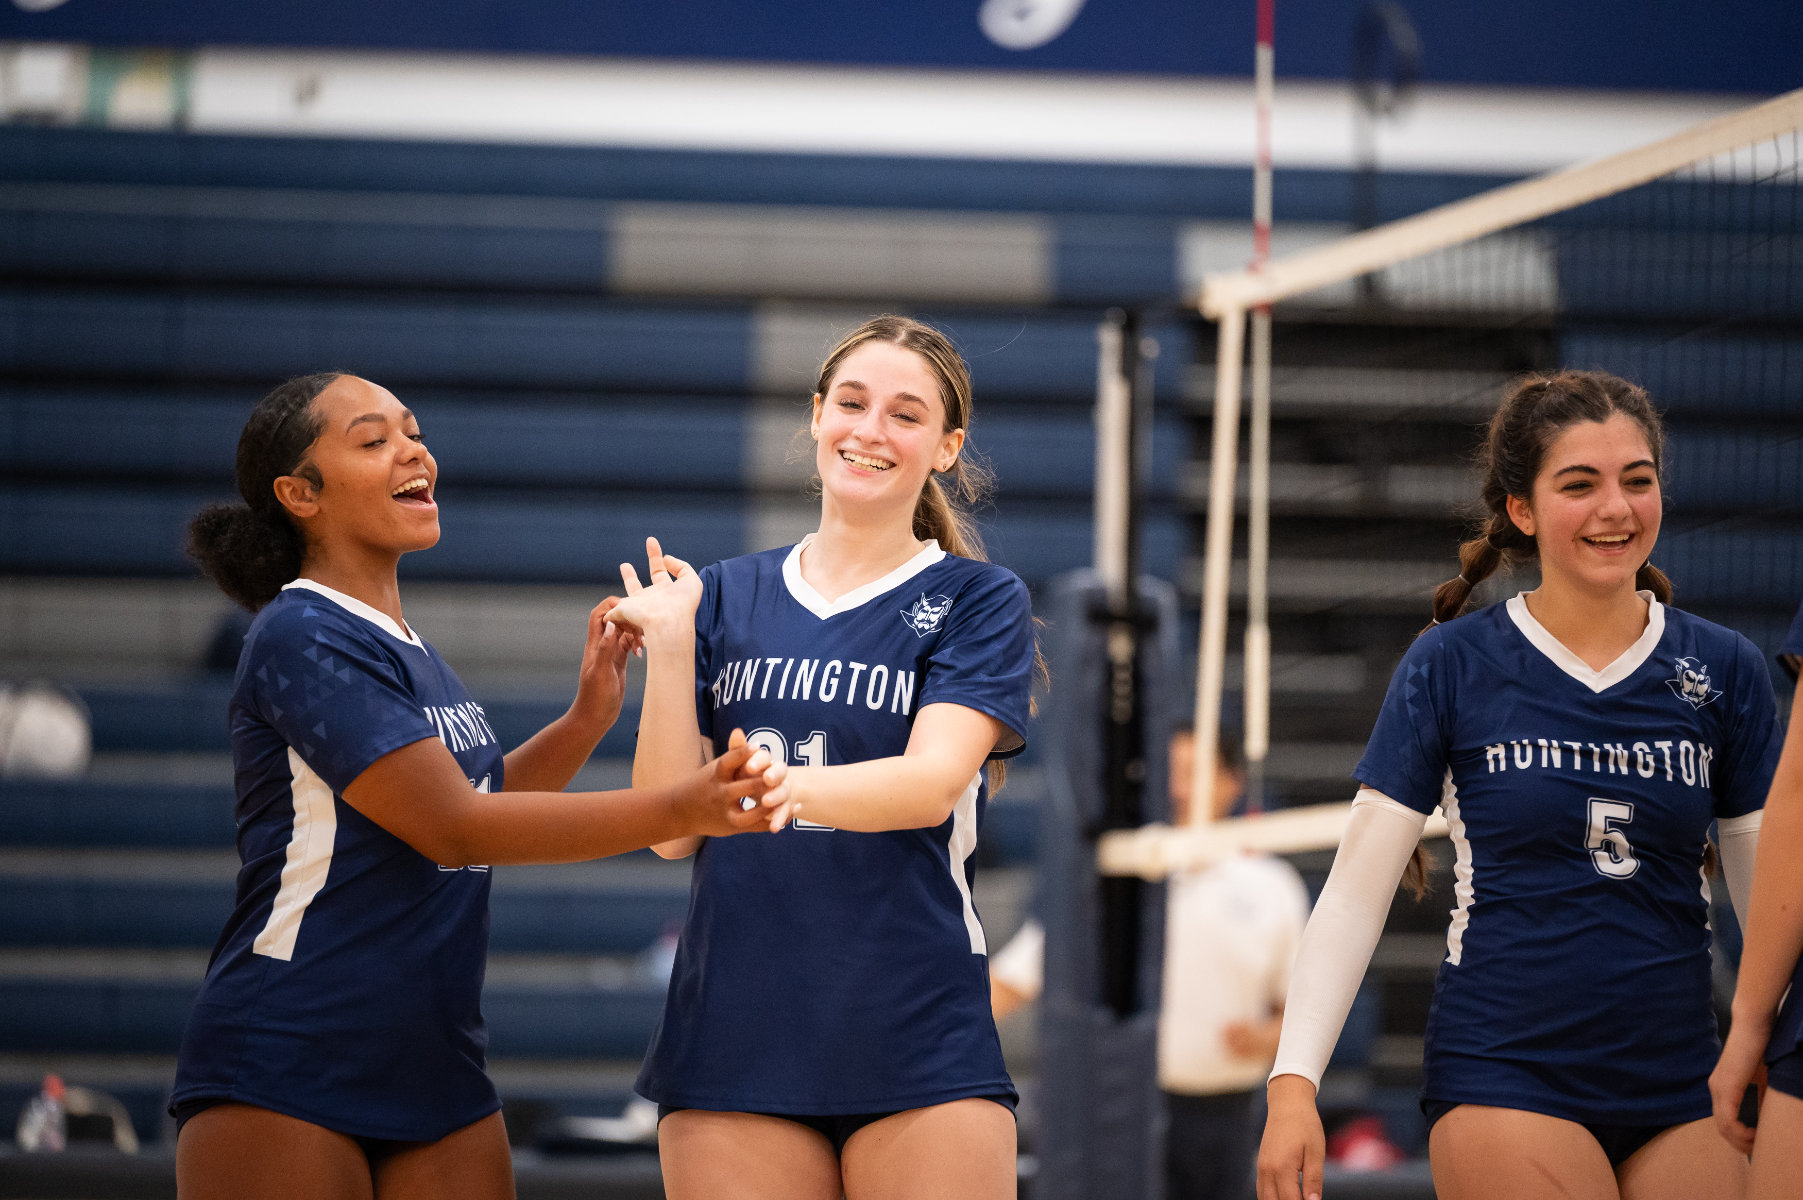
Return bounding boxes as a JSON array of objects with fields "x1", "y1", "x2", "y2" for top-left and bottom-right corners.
[
  {"x1": 171, "y1": 1097, "x2": 440, "y2": 1161},
  {"x1": 1768, "y1": 1045, "x2": 1803, "y2": 1102},
  {"x1": 656, "y1": 1095, "x2": 1015, "y2": 1156},
  {"x1": 1422, "y1": 1099, "x2": 1671, "y2": 1169}
]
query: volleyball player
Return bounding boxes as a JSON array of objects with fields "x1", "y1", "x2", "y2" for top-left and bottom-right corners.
[
  {"x1": 1710, "y1": 597, "x2": 1803, "y2": 1199},
  {"x1": 604, "y1": 315, "x2": 1037, "y2": 1200},
  {"x1": 1256, "y1": 371, "x2": 1783, "y2": 1200},
  {"x1": 172, "y1": 372, "x2": 787, "y2": 1200}
]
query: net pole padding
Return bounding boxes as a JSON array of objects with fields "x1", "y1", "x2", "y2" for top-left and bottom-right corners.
[
  {"x1": 1098, "y1": 802, "x2": 1453, "y2": 881},
  {"x1": 1190, "y1": 304, "x2": 1246, "y2": 833},
  {"x1": 1093, "y1": 312, "x2": 1132, "y2": 609},
  {"x1": 1199, "y1": 86, "x2": 1803, "y2": 317}
]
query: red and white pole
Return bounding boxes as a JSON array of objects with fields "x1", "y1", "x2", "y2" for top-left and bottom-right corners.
[
  {"x1": 1245, "y1": 0, "x2": 1275, "y2": 810},
  {"x1": 1194, "y1": 0, "x2": 1277, "y2": 823}
]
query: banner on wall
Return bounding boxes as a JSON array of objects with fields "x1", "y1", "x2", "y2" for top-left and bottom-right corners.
[{"x1": 0, "y1": 0, "x2": 1796, "y2": 93}]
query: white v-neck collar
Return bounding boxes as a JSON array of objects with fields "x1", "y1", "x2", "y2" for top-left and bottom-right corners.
[
  {"x1": 781, "y1": 535, "x2": 947, "y2": 620},
  {"x1": 1505, "y1": 590, "x2": 1662, "y2": 694},
  {"x1": 282, "y1": 578, "x2": 427, "y2": 650}
]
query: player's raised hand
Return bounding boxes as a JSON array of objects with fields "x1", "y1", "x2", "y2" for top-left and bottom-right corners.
[
  {"x1": 568, "y1": 596, "x2": 638, "y2": 735},
  {"x1": 1709, "y1": 1020, "x2": 1767, "y2": 1155},
  {"x1": 1258, "y1": 1075, "x2": 1326, "y2": 1200},
  {"x1": 677, "y1": 729, "x2": 792, "y2": 837},
  {"x1": 607, "y1": 536, "x2": 704, "y2": 642}
]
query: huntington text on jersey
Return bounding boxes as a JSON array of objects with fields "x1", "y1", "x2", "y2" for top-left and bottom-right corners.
[
  {"x1": 712, "y1": 655, "x2": 919, "y2": 715},
  {"x1": 1486, "y1": 737, "x2": 1714, "y2": 788}
]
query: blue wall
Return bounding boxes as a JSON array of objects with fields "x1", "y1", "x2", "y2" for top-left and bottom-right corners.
[{"x1": 0, "y1": 1, "x2": 1797, "y2": 94}]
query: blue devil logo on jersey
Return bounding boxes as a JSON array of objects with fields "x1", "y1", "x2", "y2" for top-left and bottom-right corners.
[
  {"x1": 1666, "y1": 657, "x2": 1718, "y2": 708},
  {"x1": 902, "y1": 593, "x2": 954, "y2": 637}
]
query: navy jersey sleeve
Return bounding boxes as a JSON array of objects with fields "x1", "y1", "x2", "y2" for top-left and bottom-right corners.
[
  {"x1": 242, "y1": 607, "x2": 437, "y2": 795},
  {"x1": 1715, "y1": 632, "x2": 1784, "y2": 819},
  {"x1": 1780, "y1": 599, "x2": 1803, "y2": 682},
  {"x1": 917, "y1": 567, "x2": 1035, "y2": 757},
  {"x1": 692, "y1": 562, "x2": 725, "y2": 741},
  {"x1": 1353, "y1": 632, "x2": 1451, "y2": 814}
]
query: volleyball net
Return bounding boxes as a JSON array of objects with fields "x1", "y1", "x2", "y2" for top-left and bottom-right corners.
[{"x1": 1102, "y1": 87, "x2": 1803, "y2": 881}]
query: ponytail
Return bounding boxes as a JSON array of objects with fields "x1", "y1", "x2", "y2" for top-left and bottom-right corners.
[
  {"x1": 912, "y1": 457, "x2": 993, "y2": 562},
  {"x1": 187, "y1": 503, "x2": 308, "y2": 612},
  {"x1": 1636, "y1": 562, "x2": 1674, "y2": 604},
  {"x1": 186, "y1": 372, "x2": 339, "y2": 611}
]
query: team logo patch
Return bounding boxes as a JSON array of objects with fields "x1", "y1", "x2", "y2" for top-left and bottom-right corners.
[
  {"x1": 902, "y1": 593, "x2": 954, "y2": 637},
  {"x1": 1666, "y1": 657, "x2": 1719, "y2": 708}
]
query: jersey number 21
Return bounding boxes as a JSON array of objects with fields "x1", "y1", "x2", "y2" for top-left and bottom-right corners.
[{"x1": 748, "y1": 727, "x2": 834, "y2": 831}]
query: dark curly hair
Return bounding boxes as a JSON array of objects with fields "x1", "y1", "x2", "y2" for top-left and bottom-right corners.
[{"x1": 186, "y1": 372, "x2": 342, "y2": 611}]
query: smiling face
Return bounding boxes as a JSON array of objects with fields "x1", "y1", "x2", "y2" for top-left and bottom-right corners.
[
  {"x1": 274, "y1": 375, "x2": 440, "y2": 560},
  {"x1": 810, "y1": 339, "x2": 965, "y2": 521},
  {"x1": 1505, "y1": 412, "x2": 1661, "y2": 600}
]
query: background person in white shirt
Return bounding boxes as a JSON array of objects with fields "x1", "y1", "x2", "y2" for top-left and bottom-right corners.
[{"x1": 991, "y1": 726, "x2": 1310, "y2": 1199}]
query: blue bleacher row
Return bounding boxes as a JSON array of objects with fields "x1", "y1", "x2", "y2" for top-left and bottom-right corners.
[
  {"x1": 1561, "y1": 328, "x2": 1803, "y2": 416},
  {"x1": 1554, "y1": 232, "x2": 1803, "y2": 321},
  {"x1": 5, "y1": 193, "x2": 1801, "y2": 317},
  {"x1": 3, "y1": 126, "x2": 1789, "y2": 233},
  {"x1": 0, "y1": 286, "x2": 1193, "y2": 400},
  {"x1": 0, "y1": 126, "x2": 1514, "y2": 223},
  {"x1": 1660, "y1": 432, "x2": 1803, "y2": 510},
  {"x1": 0, "y1": 384, "x2": 1191, "y2": 500}
]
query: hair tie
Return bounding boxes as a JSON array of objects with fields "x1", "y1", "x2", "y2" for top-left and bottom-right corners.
[
  {"x1": 1429, "y1": 617, "x2": 1442, "y2": 626},
  {"x1": 1457, "y1": 573, "x2": 1473, "y2": 586}
]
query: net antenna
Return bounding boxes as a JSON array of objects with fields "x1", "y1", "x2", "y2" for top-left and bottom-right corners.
[
  {"x1": 1109, "y1": 84, "x2": 1803, "y2": 881},
  {"x1": 1190, "y1": 0, "x2": 1275, "y2": 835}
]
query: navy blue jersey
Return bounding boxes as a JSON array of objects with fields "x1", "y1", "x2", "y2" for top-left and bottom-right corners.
[
  {"x1": 1766, "y1": 599, "x2": 1803, "y2": 1065},
  {"x1": 172, "y1": 580, "x2": 505, "y2": 1141},
  {"x1": 1356, "y1": 594, "x2": 1781, "y2": 1125},
  {"x1": 637, "y1": 540, "x2": 1034, "y2": 1113}
]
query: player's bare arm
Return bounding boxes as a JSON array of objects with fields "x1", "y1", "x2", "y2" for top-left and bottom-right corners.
[{"x1": 343, "y1": 728, "x2": 785, "y2": 866}]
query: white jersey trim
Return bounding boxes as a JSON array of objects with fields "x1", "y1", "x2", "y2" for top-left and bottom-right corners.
[
  {"x1": 283, "y1": 578, "x2": 427, "y2": 650},
  {"x1": 947, "y1": 769, "x2": 986, "y2": 954},
  {"x1": 1440, "y1": 771, "x2": 1474, "y2": 967},
  {"x1": 252, "y1": 746, "x2": 339, "y2": 961},
  {"x1": 1504, "y1": 590, "x2": 1662, "y2": 693},
  {"x1": 781, "y1": 536, "x2": 947, "y2": 620}
]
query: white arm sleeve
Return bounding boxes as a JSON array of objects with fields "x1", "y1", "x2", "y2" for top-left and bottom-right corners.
[
  {"x1": 1718, "y1": 810, "x2": 1763, "y2": 932},
  {"x1": 1268, "y1": 786, "x2": 1429, "y2": 1089},
  {"x1": 989, "y1": 918, "x2": 1044, "y2": 1000}
]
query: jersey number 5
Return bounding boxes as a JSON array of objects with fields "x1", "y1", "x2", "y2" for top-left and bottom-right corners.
[
  {"x1": 747, "y1": 727, "x2": 833, "y2": 830},
  {"x1": 1586, "y1": 797, "x2": 1639, "y2": 879}
]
